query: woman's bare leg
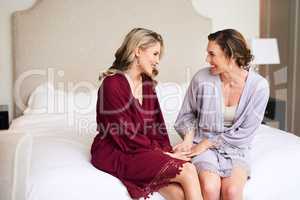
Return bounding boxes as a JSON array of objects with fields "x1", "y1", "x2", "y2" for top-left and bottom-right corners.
[
  {"x1": 221, "y1": 166, "x2": 248, "y2": 200},
  {"x1": 158, "y1": 183, "x2": 184, "y2": 200},
  {"x1": 170, "y1": 162, "x2": 203, "y2": 200},
  {"x1": 199, "y1": 170, "x2": 221, "y2": 200}
]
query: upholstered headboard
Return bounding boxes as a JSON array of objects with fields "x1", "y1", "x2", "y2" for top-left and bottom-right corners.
[{"x1": 12, "y1": 0, "x2": 212, "y2": 116}]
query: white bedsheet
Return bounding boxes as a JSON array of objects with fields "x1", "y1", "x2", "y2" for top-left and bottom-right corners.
[
  {"x1": 9, "y1": 114, "x2": 164, "y2": 200},
  {"x1": 7, "y1": 114, "x2": 300, "y2": 200},
  {"x1": 27, "y1": 136, "x2": 132, "y2": 200},
  {"x1": 245, "y1": 125, "x2": 300, "y2": 199}
]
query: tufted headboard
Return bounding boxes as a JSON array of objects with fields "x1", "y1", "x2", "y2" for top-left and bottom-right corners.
[{"x1": 12, "y1": 0, "x2": 212, "y2": 116}]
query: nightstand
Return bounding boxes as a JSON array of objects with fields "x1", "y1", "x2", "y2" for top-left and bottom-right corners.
[
  {"x1": 0, "y1": 105, "x2": 9, "y2": 130},
  {"x1": 262, "y1": 117, "x2": 280, "y2": 129},
  {"x1": 263, "y1": 97, "x2": 286, "y2": 130}
]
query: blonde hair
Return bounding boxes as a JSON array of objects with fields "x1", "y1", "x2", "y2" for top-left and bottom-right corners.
[{"x1": 100, "y1": 28, "x2": 164, "y2": 80}]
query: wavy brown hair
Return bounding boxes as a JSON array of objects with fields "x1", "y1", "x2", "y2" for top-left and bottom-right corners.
[{"x1": 208, "y1": 29, "x2": 253, "y2": 70}]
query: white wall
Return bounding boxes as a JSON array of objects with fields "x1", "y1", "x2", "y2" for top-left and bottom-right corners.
[
  {"x1": 0, "y1": 0, "x2": 36, "y2": 121},
  {"x1": 192, "y1": 0, "x2": 260, "y2": 39},
  {"x1": 0, "y1": 0, "x2": 259, "y2": 121}
]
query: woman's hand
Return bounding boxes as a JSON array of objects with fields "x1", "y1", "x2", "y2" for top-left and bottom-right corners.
[
  {"x1": 164, "y1": 151, "x2": 191, "y2": 161},
  {"x1": 173, "y1": 140, "x2": 193, "y2": 153},
  {"x1": 173, "y1": 131, "x2": 194, "y2": 153},
  {"x1": 187, "y1": 139, "x2": 214, "y2": 157}
]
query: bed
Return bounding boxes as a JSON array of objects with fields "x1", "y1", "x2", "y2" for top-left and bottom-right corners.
[
  {"x1": 1, "y1": 0, "x2": 300, "y2": 199},
  {"x1": 2, "y1": 82, "x2": 300, "y2": 200}
]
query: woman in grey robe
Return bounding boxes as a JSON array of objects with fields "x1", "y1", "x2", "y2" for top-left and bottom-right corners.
[{"x1": 174, "y1": 29, "x2": 269, "y2": 200}]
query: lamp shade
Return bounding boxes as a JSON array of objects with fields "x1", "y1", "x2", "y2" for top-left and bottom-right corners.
[{"x1": 250, "y1": 38, "x2": 280, "y2": 65}]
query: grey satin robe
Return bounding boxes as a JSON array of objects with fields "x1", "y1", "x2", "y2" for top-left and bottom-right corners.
[{"x1": 174, "y1": 67, "x2": 269, "y2": 177}]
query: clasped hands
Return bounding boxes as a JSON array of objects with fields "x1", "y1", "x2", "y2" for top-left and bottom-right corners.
[{"x1": 165, "y1": 139, "x2": 214, "y2": 161}]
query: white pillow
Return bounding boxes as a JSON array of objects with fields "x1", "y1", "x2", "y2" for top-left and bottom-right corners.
[
  {"x1": 25, "y1": 81, "x2": 187, "y2": 118},
  {"x1": 24, "y1": 83, "x2": 54, "y2": 114},
  {"x1": 67, "y1": 90, "x2": 97, "y2": 115},
  {"x1": 156, "y1": 82, "x2": 188, "y2": 125},
  {"x1": 24, "y1": 82, "x2": 98, "y2": 115},
  {"x1": 156, "y1": 82, "x2": 188, "y2": 145}
]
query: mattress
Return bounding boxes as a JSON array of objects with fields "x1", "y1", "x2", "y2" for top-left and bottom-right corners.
[{"x1": 5, "y1": 113, "x2": 300, "y2": 200}]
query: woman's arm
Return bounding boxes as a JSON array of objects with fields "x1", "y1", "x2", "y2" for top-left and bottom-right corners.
[
  {"x1": 174, "y1": 76, "x2": 200, "y2": 152},
  {"x1": 97, "y1": 76, "x2": 153, "y2": 153},
  {"x1": 149, "y1": 91, "x2": 173, "y2": 152},
  {"x1": 188, "y1": 138, "x2": 214, "y2": 157},
  {"x1": 173, "y1": 129, "x2": 194, "y2": 153},
  {"x1": 220, "y1": 81, "x2": 270, "y2": 148}
]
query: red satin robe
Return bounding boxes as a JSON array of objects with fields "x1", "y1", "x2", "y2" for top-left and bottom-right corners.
[{"x1": 91, "y1": 73, "x2": 186, "y2": 199}]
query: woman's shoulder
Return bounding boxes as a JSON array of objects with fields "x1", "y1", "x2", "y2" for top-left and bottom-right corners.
[
  {"x1": 97, "y1": 73, "x2": 131, "y2": 101},
  {"x1": 248, "y1": 67, "x2": 269, "y2": 90},
  {"x1": 190, "y1": 66, "x2": 217, "y2": 88},
  {"x1": 193, "y1": 66, "x2": 216, "y2": 81},
  {"x1": 103, "y1": 72, "x2": 126, "y2": 84},
  {"x1": 101, "y1": 73, "x2": 128, "y2": 91},
  {"x1": 194, "y1": 66, "x2": 211, "y2": 77}
]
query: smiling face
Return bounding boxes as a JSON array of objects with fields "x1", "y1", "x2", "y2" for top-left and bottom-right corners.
[
  {"x1": 206, "y1": 41, "x2": 233, "y2": 75},
  {"x1": 136, "y1": 42, "x2": 161, "y2": 77}
]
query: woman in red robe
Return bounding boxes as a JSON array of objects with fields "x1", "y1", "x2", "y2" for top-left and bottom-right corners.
[{"x1": 91, "y1": 28, "x2": 202, "y2": 200}]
